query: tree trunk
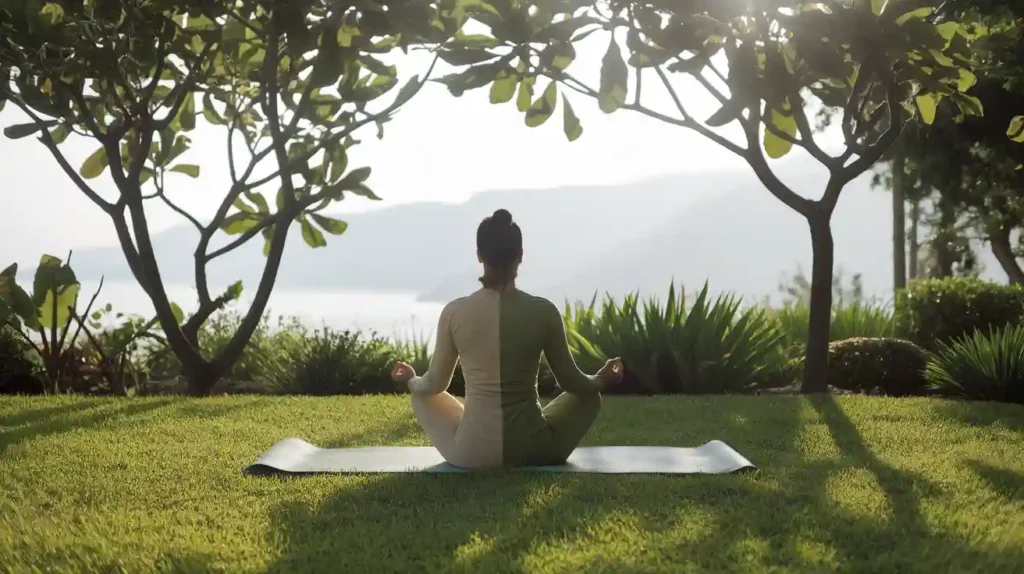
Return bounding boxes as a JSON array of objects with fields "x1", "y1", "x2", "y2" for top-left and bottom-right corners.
[
  {"x1": 908, "y1": 199, "x2": 920, "y2": 280},
  {"x1": 892, "y1": 150, "x2": 907, "y2": 292},
  {"x1": 801, "y1": 211, "x2": 834, "y2": 394},
  {"x1": 990, "y1": 226, "x2": 1024, "y2": 284},
  {"x1": 932, "y1": 201, "x2": 956, "y2": 278}
]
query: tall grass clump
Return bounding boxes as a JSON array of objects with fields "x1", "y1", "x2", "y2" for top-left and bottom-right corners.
[
  {"x1": 773, "y1": 301, "x2": 895, "y2": 349},
  {"x1": 565, "y1": 282, "x2": 785, "y2": 394},
  {"x1": 925, "y1": 325, "x2": 1024, "y2": 404}
]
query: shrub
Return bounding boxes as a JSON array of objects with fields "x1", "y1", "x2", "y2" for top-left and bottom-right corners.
[
  {"x1": 0, "y1": 324, "x2": 42, "y2": 395},
  {"x1": 924, "y1": 325, "x2": 1024, "y2": 404},
  {"x1": 827, "y1": 337, "x2": 928, "y2": 396},
  {"x1": 566, "y1": 282, "x2": 785, "y2": 394},
  {"x1": 773, "y1": 301, "x2": 895, "y2": 349},
  {"x1": 896, "y1": 278, "x2": 1024, "y2": 350},
  {"x1": 274, "y1": 328, "x2": 399, "y2": 396}
]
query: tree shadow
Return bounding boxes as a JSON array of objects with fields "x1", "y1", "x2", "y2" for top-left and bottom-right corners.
[
  {"x1": 0, "y1": 398, "x2": 105, "y2": 427},
  {"x1": 931, "y1": 398, "x2": 1024, "y2": 432},
  {"x1": 967, "y1": 460, "x2": 1024, "y2": 503},
  {"x1": 262, "y1": 396, "x2": 807, "y2": 572},
  {"x1": 0, "y1": 398, "x2": 176, "y2": 455}
]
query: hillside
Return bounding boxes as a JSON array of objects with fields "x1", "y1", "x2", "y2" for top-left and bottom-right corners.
[{"x1": 65, "y1": 159, "x2": 1007, "y2": 305}]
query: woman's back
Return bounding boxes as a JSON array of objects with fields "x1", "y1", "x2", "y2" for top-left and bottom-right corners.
[{"x1": 407, "y1": 287, "x2": 606, "y2": 467}]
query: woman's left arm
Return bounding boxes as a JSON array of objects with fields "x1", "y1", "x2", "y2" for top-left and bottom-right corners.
[{"x1": 407, "y1": 303, "x2": 459, "y2": 395}]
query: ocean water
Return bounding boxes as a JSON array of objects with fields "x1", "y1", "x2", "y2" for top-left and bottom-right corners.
[{"x1": 76, "y1": 280, "x2": 445, "y2": 342}]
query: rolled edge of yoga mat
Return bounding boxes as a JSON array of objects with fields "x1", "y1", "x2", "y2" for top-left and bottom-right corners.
[{"x1": 243, "y1": 438, "x2": 756, "y2": 476}]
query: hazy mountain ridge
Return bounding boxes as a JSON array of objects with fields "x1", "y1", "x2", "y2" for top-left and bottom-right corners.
[{"x1": 66, "y1": 160, "x2": 1007, "y2": 306}]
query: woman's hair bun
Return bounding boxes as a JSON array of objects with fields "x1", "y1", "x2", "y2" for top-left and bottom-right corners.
[{"x1": 491, "y1": 209, "x2": 513, "y2": 226}]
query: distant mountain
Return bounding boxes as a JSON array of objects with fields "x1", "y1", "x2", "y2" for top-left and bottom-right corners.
[{"x1": 67, "y1": 159, "x2": 1007, "y2": 306}]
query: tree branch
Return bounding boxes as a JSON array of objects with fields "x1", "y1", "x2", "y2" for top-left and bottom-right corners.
[
  {"x1": 744, "y1": 100, "x2": 814, "y2": 217},
  {"x1": 12, "y1": 100, "x2": 114, "y2": 213},
  {"x1": 154, "y1": 41, "x2": 214, "y2": 130}
]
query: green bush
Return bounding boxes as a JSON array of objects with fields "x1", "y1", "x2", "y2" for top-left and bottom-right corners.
[
  {"x1": 827, "y1": 337, "x2": 928, "y2": 396},
  {"x1": 924, "y1": 325, "x2": 1024, "y2": 404},
  {"x1": 0, "y1": 324, "x2": 42, "y2": 394},
  {"x1": 566, "y1": 282, "x2": 786, "y2": 394},
  {"x1": 896, "y1": 278, "x2": 1024, "y2": 350}
]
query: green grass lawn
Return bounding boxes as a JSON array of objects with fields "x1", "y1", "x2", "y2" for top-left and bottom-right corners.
[{"x1": 2, "y1": 395, "x2": 1023, "y2": 573}]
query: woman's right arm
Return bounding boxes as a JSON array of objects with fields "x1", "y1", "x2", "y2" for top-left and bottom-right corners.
[{"x1": 542, "y1": 301, "x2": 602, "y2": 396}]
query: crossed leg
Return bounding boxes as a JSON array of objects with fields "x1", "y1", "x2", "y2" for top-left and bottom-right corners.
[{"x1": 410, "y1": 392, "x2": 464, "y2": 461}]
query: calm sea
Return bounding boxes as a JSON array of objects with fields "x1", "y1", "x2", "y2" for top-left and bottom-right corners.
[{"x1": 76, "y1": 280, "x2": 445, "y2": 342}]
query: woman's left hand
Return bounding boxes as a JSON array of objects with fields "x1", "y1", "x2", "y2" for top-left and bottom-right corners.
[{"x1": 391, "y1": 361, "x2": 416, "y2": 384}]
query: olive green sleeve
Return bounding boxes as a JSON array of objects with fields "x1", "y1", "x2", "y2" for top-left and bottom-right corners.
[
  {"x1": 408, "y1": 302, "x2": 459, "y2": 395},
  {"x1": 541, "y1": 301, "x2": 601, "y2": 396}
]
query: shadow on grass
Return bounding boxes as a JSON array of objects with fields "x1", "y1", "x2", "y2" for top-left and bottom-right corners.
[
  {"x1": 931, "y1": 398, "x2": 1024, "y2": 431},
  {"x1": 0, "y1": 399, "x2": 105, "y2": 428},
  {"x1": 0, "y1": 398, "x2": 176, "y2": 455},
  {"x1": 967, "y1": 460, "x2": 1024, "y2": 503},
  {"x1": 262, "y1": 397, "x2": 808, "y2": 572}
]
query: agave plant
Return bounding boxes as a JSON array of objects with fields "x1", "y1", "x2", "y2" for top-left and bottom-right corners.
[
  {"x1": 773, "y1": 300, "x2": 896, "y2": 350},
  {"x1": 925, "y1": 325, "x2": 1024, "y2": 404},
  {"x1": 565, "y1": 282, "x2": 786, "y2": 394}
]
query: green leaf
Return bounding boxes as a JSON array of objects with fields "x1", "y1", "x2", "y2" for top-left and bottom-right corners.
[
  {"x1": 896, "y1": 7, "x2": 933, "y2": 25},
  {"x1": 4, "y1": 121, "x2": 56, "y2": 140},
  {"x1": 170, "y1": 302, "x2": 184, "y2": 324},
  {"x1": 598, "y1": 37, "x2": 628, "y2": 114},
  {"x1": 39, "y1": 3, "x2": 65, "y2": 24},
  {"x1": 516, "y1": 77, "x2": 535, "y2": 112},
  {"x1": 39, "y1": 283, "x2": 79, "y2": 330},
  {"x1": 1006, "y1": 116, "x2": 1024, "y2": 143},
  {"x1": 936, "y1": 22, "x2": 960, "y2": 42},
  {"x1": 392, "y1": 75, "x2": 422, "y2": 109},
  {"x1": 224, "y1": 281, "x2": 243, "y2": 301},
  {"x1": 299, "y1": 217, "x2": 327, "y2": 248},
  {"x1": 915, "y1": 93, "x2": 939, "y2": 125},
  {"x1": 243, "y1": 190, "x2": 270, "y2": 214},
  {"x1": 328, "y1": 145, "x2": 349, "y2": 183},
  {"x1": 177, "y1": 92, "x2": 196, "y2": 131},
  {"x1": 48, "y1": 123, "x2": 68, "y2": 145},
  {"x1": 490, "y1": 73, "x2": 517, "y2": 104},
  {"x1": 562, "y1": 95, "x2": 583, "y2": 142},
  {"x1": 310, "y1": 214, "x2": 348, "y2": 235},
  {"x1": 202, "y1": 93, "x2": 226, "y2": 125},
  {"x1": 348, "y1": 183, "x2": 382, "y2": 201},
  {"x1": 80, "y1": 147, "x2": 108, "y2": 179},
  {"x1": 763, "y1": 109, "x2": 798, "y2": 159},
  {"x1": 540, "y1": 43, "x2": 576, "y2": 72},
  {"x1": 950, "y1": 92, "x2": 983, "y2": 117},
  {"x1": 168, "y1": 164, "x2": 200, "y2": 178},
  {"x1": 337, "y1": 166, "x2": 371, "y2": 189},
  {"x1": 220, "y1": 212, "x2": 261, "y2": 235},
  {"x1": 705, "y1": 101, "x2": 742, "y2": 127},
  {"x1": 0, "y1": 268, "x2": 37, "y2": 329},
  {"x1": 956, "y1": 68, "x2": 977, "y2": 92},
  {"x1": 449, "y1": 33, "x2": 501, "y2": 50},
  {"x1": 871, "y1": 0, "x2": 888, "y2": 15},
  {"x1": 32, "y1": 254, "x2": 76, "y2": 307},
  {"x1": 525, "y1": 82, "x2": 558, "y2": 128}
]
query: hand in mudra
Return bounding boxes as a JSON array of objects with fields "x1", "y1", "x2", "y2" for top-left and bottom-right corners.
[
  {"x1": 596, "y1": 357, "x2": 624, "y2": 385},
  {"x1": 391, "y1": 361, "x2": 416, "y2": 384}
]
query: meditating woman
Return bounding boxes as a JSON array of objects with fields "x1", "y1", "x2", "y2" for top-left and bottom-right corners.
[{"x1": 390, "y1": 209, "x2": 623, "y2": 469}]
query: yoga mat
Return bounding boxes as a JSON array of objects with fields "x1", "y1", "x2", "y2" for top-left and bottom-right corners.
[{"x1": 244, "y1": 438, "x2": 756, "y2": 475}]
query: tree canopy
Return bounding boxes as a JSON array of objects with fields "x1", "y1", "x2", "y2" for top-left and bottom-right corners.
[{"x1": 0, "y1": 0, "x2": 466, "y2": 394}]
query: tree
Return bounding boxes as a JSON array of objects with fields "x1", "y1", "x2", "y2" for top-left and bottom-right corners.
[
  {"x1": 873, "y1": 1, "x2": 1024, "y2": 284},
  {"x1": 0, "y1": 1, "x2": 465, "y2": 395},
  {"x1": 435, "y1": 0, "x2": 982, "y2": 392}
]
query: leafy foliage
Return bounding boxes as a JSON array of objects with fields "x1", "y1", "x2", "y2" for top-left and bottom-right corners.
[
  {"x1": 0, "y1": 0, "x2": 466, "y2": 394},
  {"x1": 895, "y1": 276, "x2": 1024, "y2": 349},
  {"x1": 827, "y1": 337, "x2": 928, "y2": 397},
  {"x1": 564, "y1": 283, "x2": 786, "y2": 394},
  {"x1": 432, "y1": 0, "x2": 985, "y2": 392},
  {"x1": 925, "y1": 324, "x2": 1024, "y2": 403}
]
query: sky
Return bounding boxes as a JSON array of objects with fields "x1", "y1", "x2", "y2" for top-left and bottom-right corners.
[{"x1": 0, "y1": 30, "x2": 846, "y2": 268}]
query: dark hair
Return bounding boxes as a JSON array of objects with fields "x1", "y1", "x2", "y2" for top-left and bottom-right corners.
[{"x1": 477, "y1": 209, "x2": 522, "y2": 289}]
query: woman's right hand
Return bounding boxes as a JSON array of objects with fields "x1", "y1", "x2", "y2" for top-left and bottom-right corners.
[
  {"x1": 596, "y1": 357, "x2": 623, "y2": 386},
  {"x1": 391, "y1": 361, "x2": 416, "y2": 384}
]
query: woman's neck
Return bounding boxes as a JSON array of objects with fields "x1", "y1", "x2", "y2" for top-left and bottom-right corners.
[{"x1": 484, "y1": 280, "x2": 517, "y2": 293}]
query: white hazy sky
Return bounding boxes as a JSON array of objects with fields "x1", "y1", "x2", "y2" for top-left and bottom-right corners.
[{"x1": 0, "y1": 32, "x2": 846, "y2": 268}]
